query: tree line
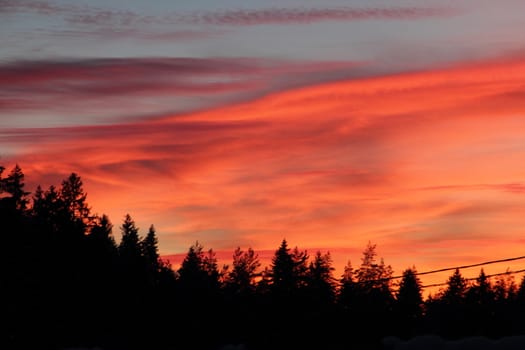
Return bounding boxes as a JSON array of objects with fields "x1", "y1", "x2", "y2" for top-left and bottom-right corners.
[{"x1": 2, "y1": 164, "x2": 525, "y2": 349}]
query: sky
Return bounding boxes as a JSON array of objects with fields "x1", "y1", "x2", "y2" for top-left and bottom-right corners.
[{"x1": 2, "y1": 0, "x2": 525, "y2": 291}]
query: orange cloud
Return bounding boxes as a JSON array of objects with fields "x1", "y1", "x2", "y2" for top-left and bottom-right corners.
[{"x1": 5, "y1": 55, "x2": 525, "y2": 290}]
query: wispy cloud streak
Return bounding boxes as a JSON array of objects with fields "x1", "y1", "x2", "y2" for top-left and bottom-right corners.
[
  {"x1": 0, "y1": 57, "x2": 364, "y2": 127},
  {"x1": 4, "y1": 54, "x2": 525, "y2": 280},
  {"x1": 182, "y1": 6, "x2": 459, "y2": 26},
  {"x1": 1, "y1": 1, "x2": 459, "y2": 27},
  {"x1": 0, "y1": 0, "x2": 67, "y2": 14},
  {"x1": 419, "y1": 183, "x2": 525, "y2": 194}
]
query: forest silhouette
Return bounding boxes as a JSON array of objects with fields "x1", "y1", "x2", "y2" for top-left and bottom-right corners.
[{"x1": 2, "y1": 164, "x2": 525, "y2": 349}]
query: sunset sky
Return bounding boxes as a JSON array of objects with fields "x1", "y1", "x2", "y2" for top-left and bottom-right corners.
[{"x1": 3, "y1": 0, "x2": 525, "y2": 290}]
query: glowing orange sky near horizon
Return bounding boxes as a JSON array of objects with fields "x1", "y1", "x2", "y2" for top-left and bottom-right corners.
[{"x1": 7, "y1": 55, "x2": 525, "y2": 291}]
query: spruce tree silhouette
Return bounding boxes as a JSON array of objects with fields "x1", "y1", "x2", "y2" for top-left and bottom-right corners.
[
  {"x1": 177, "y1": 241, "x2": 220, "y2": 293},
  {"x1": 306, "y1": 251, "x2": 337, "y2": 306},
  {"x1": 137, "y1": 224, "x2": 175, "y2": 348},
  {"x1": 338, "y1": 260, "x2": 357, "y2": 311},
  {"x1": 493, "y1": 270, "x2": 517, "y2": 303},
  {"x1": 89, "y1": 214, "x2": 118, "y2": 256},
  {"x1": 141, "y1": 224, "x2": 161, "y2": 287},
  {"x1": 60, "y1": 173, "x2": 90, "y2": 221},
  {"x1": 139, "y1": 224, "x2": 177, "y2": 297},
  {"x1": 7, "y1": 162, "x2": 525, "y2": 349},
  {"x1": 432, "y1": 268, "x2": 468, "y2": 338},
  {"x1": 2, "y1": 164, "x2": 30, "y2": 211},
  {"x1": 492, "y1": 271, "x2": 518, "y2": 337},
  {"x1": 31, "y1": 184, "x2": 60, "y2": 229},
  {"x1": 464, "y1": 269, "x2": 495, "y2": 336},
  {"x1": 227, "y1": 246, "x2": 261, "y2": 295},
  {"x1": 336, "y1": 260, "x2": 358, "y2": 344},
  {"x1": 82, "y1": 214, "x2": 119, "y2": 347},
  {"x1": 115, "y1": 214, "x2": 149, "y2": 347},
  {"x1": 263, "y1": 240, "x2": 312, "y2": 347},
  {"x1": 0, "y1": 164, "x2": 34, "y2": 348},
  {"x1": 353, "y1": 241, "x2": 394, "y2": 345},
  {"x1": 176, "y1": 241, "x2": 223, "y2": 349},
  {"x1": 444, "y1": 268, "x2": 468, "y2": 303},
  {"x1": 395, "y1": 267, "x2": 423, "y2": 337},
  {"x1": 302, "y1": 251, "x2": 339, "y2": 346},
  {"x1": 223, "y1": 247, "x2": 261, "y2": 346},
  {"x1": 355, "y1": 241, "x2": 393, "y2": 293},
  {"x1": 469, "y1": 269, "x2": 493, "y2": 305},
  {"x1": 118, "y1": 214, "x2": 143, "y2": 280},
  {"x1": 270, "y1": 239, "x2": 295, "y2": 297},
  {"x1": 264, "y1": 239, "x2": 297, "y2": 347},
  {"x1": 203, "y1": 248, "x2": 222, "y2": 289}
]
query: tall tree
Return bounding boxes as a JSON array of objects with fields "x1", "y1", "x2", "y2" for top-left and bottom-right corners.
[
  {"x1": 396, "y1": 267, "x2": 424, "y2": 333},
  {"x1": 203, "y1": 248, "x2": 221, "y2": 289},
  {"x1": 270, "y1": 239, "x2": 309, "y2": 296},
  {"x1": 355, "y1": 241, "x2": 394, "y2": 303},
  {"x1": 338, "y1": 260, "x2": 357, "y2": 310},
  {"x1": 177, "y1": 241, "x2": 219, "y2": 292},
  {"x1": 351, "y1": 241, "x2": 394, "y2": 343},
  {"x1": 464, "y1": 269, "x2": 496, "y2": 336},
  {"x1": 117, "y1": 213, "x2": 146, "y2": 296},
  {"x1": 118, "y1": 214, "x2": 141, "y2": 261},
  {"x1": 223, "y1": 246, "x2": 262, "y2": 347},
  {"x1": 467, "y1": 269, "x2": 493, "y2": 306},
  {"x1": 307, "y1": 251, "x2": 337, "y2": 304},
  {"x1": 60, "y1": 173, "x2": 91, "y2": 233},
  {"x1": 141, "y1": 224, "x2": 161, "y2": 278},
  {"x1": 227, "y1": 247, "x2": 261, "y2": 294},
  {"x1": 89, "y1": 214, "x2": 117, "y2": 254},
  {"x1": 493, "y1": 270, "x2": 517, "y2": 302},
  {"x1": 270, "y1": 239, "x2": 295, "y2": 296},
  {"x1": 87, "y1": 214, "x2": 118, "y2": 281},
  {"x1": 291, "y1": 246, "x2": 309, "y2": 289},
  {"x1": 83, "y1": 214, "x2": 119, "y2": 340},
  {"x1": 176, "y1": 241, "x2": 224, "y2": 347},
  {"x1": 442, "y1": 268, "x2": 468, "y2": 304},
  {"x1": 31, "y1": 185, "x2": 62, "y2": 231},
  {"x1": 31, "y1": 185, "x2": 45, "y2": 216},
  {"x1": 1, "y1": 164, "x2": 30, "y2": 211},
  {"x1": 137, "y1": 224, "x2": 175, "y2": 290},
  {"x1": 433, "y1": 268, "x2": 469, "y2": 337}
]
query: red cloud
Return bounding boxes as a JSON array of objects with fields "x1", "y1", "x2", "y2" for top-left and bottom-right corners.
[
  {"x1": 5, "y1": 54, "x2": 525, "y2": 281},
  {"x1": 0, "y1": 57, "x2": 364, "y2": 128}
]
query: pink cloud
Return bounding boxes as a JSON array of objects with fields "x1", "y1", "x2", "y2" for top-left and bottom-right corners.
[
  {"x1": 0, "y1": 57, "x2": 364, "y2": 127},
  {"x1": 4, "y1": 54, "x2": 525, "y2": 280},
  {"x1": 0, "y1": 0, "x2": 68, "y2": 15}
]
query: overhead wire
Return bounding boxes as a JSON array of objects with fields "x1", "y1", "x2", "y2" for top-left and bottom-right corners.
[
  {"x1": 350, "y1": 254, "x2": 525, "y2": 288},
  {"x1": 421, "y1": 268, "x2": 525, "y2": 289}
]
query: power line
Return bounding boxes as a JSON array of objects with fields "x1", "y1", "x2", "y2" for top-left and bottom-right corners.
[
  {"x1": 421, "y1": 268, "x2": 525, "y2": 289},
  {"x1": 254, "y1": 253, "x2": 525, "y2": 289},
  {"x1": 351, "y1": 254, "x2": 525, "y2": 286},
  {"x1": 390, "y1": 255, "x2": 525, "y2": 281}
]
